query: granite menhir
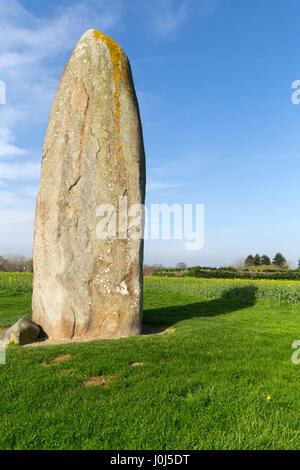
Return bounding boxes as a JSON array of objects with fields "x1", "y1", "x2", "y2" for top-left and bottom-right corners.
[{"x1": 32, "y1": 30, "x2": 146, "y2": 340}]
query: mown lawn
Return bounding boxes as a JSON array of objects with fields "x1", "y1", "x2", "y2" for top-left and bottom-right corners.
[
  {"x1": 1, "y1": 285, "x2": 300, "y2": 449},
  {"x1": 0, "y1": 291, "x2": 32, "y2": 329}
]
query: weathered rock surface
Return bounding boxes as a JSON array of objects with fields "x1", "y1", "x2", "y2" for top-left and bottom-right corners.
[
  {"x1": 4, "y1": 318, "x2": 44, "y2": 346},
  {"x1": 32, "y1": 29, "x2": 146, "y2": 341}
]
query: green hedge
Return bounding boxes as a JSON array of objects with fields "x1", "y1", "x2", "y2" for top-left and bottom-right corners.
[{"x1": 153, "y1": 266, "x2": 300, "y2": 281}]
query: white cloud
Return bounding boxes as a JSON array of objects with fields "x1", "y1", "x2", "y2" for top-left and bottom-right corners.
[
  {"x1": 152, "y1": 1, "x2": 188, "y2": 36},
  {"x1": 0, "y1": 184, "x2": 37, "y2": 212},
  {"x1": 0, "y1": 189, "x2": 22, "y2": 208},
  {"x1": 0, "y1": 1, "x2": 120, "y2": 63},
  {"x1": 0, "y1": 0, "x2": 122, "y2": 160},
  {"x1": 0, "y1": 106, "x2": 28, "y2": 158},
  {"x1": 0, "y1": 142, "x2": 26, "y2": 157},
  {"x1": 0, "y1": 53, "x2": 35, "y2": 69},
  {"x1": 0, "y1": 162, "x2": 40, "y2": 181},
  {"x1": 150, "y1": 0, "x2": 217, "y2": 37}
]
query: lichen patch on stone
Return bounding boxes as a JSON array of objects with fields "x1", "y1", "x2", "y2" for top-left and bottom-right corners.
[{"x1": 92, "y1": 29, "x2": 130, "y2": 162}]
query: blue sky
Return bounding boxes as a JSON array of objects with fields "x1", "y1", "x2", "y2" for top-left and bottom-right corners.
[{"x1": 1, "y1": 0, "x2": 300, "y2": 267}]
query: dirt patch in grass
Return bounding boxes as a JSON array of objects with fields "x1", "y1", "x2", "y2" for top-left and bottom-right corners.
[
  {"x1": 131, "y1": 362, "x2": 144, "y2": 367},
  {"x1": 83, "y1": 375, "x2": 114, "y2": 388},
  {"x1": 51, "y1": 354, "x2": 71, "y2": 363},
  {"x1": 41, "y1": 354, "x2": 72, "y2": 367}
]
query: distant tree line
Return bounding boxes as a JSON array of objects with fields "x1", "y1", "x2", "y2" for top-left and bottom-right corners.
[
  {"x1": 153, "y1": 265, "x2": 300, "y2": 280},
  {"x1": 244, "y1": 253, "x2": 288, "y2": 269},
  {"x1": 0, "y1": 255, "x2": 33, "y2": 272},
  {"x1": 143, "y1": 264, "x2": 164, "y2": 276},
  {"x1": 143, "y1": 262, "x2": 187, "y2": 276}
]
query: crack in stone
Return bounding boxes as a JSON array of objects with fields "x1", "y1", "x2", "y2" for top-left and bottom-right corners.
[
  {"x1": 68, "y1": 176, "x2": 81, "y2": 191},
  {"x1": 70, "y1": 306, "x2": 77, "y2": 339},
  {"x1": 121, "y1": 188, "x2": 127, "y2": 199},
  {"x1": 96, "y1": 139, "x2": 101, "y2": 160}
]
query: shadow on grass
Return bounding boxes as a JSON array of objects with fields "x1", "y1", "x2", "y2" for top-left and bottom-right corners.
[{"x1": 143, "y1": 286, "x2": 258, "y2": 329}]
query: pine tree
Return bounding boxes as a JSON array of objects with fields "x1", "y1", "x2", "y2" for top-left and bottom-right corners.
[
  {"x1": 253, "y1": 254, "x2": 261, "y2": 266},
  {"x1": 272, "y1": 252, "x2": 286, "y2": 268},
  {"x1": 244, "y1": 255, "x2": 254, "y2": 266},
  {"x1": 260, "y1": 255, "x2": 271, "y2": 265}
]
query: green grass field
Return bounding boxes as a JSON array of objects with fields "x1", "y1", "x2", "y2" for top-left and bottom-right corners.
[
  {"x1": 1, "y1": 276, "x2": 300, "y2": 449},
  {"x1": 0, "y1": 292, "x2": 32, "y2": 329}
]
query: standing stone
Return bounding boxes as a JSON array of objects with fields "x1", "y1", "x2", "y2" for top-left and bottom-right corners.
[{"x1": 32, "y1": 30, "x2": 146, "y2": 340}]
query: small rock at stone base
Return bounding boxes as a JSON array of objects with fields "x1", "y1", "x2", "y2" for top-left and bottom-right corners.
[{"x1": 4, "y1": 317, "x2": 46, "y2": 346}]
